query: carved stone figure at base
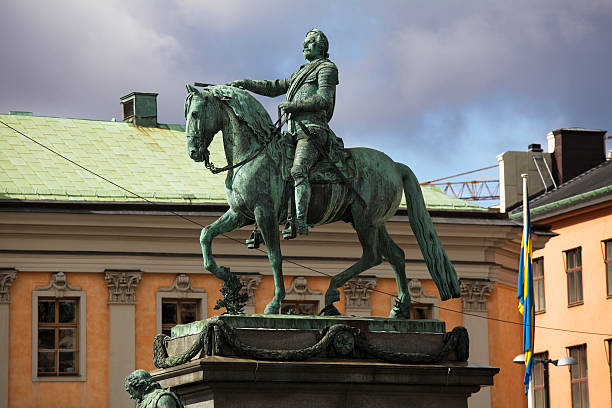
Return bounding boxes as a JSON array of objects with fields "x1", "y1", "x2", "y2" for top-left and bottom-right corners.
[{"x1": 125, "y1": 369, "x2": 183, "y2": 408}]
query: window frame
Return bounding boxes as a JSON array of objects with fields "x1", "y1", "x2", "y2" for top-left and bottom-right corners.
[
  {"x1": 532, "y1": 351, "x2": 548, "y2": 408},
  {"x1": 32, "y1": 287, "x2": 86, "y2": 382},
  {"x1": 533, "y1": 257, "x2": 546, "y2": 314},
  {"x1": 604, "y1": 240, "x2": 612, "y2": 298},
  {"x1": 37, "y1": 297, "x2": 80, "y2": 376},
  {"x1": 607, "y1": 339, "x2": 612, "y2": 403},
  {"x1": 160, "y1": 298, "x2": 201, "y2": 337},
  {"x1": 155, "y1": 284, "x2": 206, "y2": 336},
  {"x1": 565, "y1": 248, "x2": 584, "y2": 306},
  {"x1": 568, "y1": 344, "x2": 589, "y2": 408}
]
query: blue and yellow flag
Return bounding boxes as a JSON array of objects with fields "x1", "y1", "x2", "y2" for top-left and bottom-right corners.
[{"x1": 517, "y1": 195, "x2": 535, "y2": 394}]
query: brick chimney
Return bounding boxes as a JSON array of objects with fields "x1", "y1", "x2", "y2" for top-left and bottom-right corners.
[
  {"x1": 546, "y1": 128, "x2": 606, "y2": 184},
  {"x1": 120, "y1": 92, "x2": 158, "y2": 127}
]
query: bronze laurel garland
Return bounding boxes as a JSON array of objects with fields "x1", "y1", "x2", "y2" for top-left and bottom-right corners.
[{"x1": 154, "y1": 320, "x2": 469, "y2": 369}]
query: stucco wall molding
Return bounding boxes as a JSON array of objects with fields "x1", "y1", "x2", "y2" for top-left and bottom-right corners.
[
  {"x1": 105, "y1": 270, "x2": 142, "y2": 305},
  {"x1": 237, "y1": 273, "x2": 262, "y2": 314},
  {"x1": 460, "y1": 279, "x2": 494, "y2": 313},
  {"x1": 0, "y1": 270, "x2": 17, "y2": 304},
  {"x1": 344, "y1": 276, "x2": 377, "y2": 316}
]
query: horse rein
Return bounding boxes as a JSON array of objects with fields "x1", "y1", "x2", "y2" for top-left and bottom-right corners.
[{"x1": 203, "y1": 105, "x2": 288, "y2": 175}]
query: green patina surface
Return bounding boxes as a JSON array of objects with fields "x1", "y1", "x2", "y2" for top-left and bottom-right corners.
[
  {"x1": 0, "y1": 113, "x2": 482, "y2": 211},
  {"x1": 171, "y1": 314, "x2": 445, "y2": 337},
  {"x1": 509, "y1": 184, "x2": 612, "y2": 220},
  {"x1": 0, "y1": 114, "x2": 226, "y2": 203}
]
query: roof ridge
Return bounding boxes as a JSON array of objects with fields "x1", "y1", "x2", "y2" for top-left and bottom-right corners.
[{"x1": 528, "y1": 158, "x2": 611, "y2": 206}]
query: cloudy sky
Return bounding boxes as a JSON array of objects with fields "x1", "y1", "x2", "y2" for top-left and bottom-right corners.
[{"x1": 2, "y1": 0, "x2": 611, "y2": 198}]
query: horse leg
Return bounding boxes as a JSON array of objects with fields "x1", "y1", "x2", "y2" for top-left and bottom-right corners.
[
  {"x1": 323, "y1": 222, "x2": 382, "y2": 315},
  {"x1": 200, "y1": 209, "x2": 250, "y2": 282},
  {"x1": 379, "y1": 226, "x2": 411, "y2": 318},
  {"x1": 253, "y1": 205, "x2": 285, "y2": 314}
]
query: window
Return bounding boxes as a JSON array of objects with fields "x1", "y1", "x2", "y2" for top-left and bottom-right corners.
[
  {"x1": 161, "y1": 299, "x2": 200, "y2": 337},
  {"x1": 410, "y1": 303, "x2": 433, "y2": 319},
  {"x1": 156, "y1": 274, "x2": 207, "y2": 337},
  {"x1": 568, "y1": 345, "x2": 589, "y2": 408},
  {"x1": 605, "y1": 241, "x2": 612, "y2": 297},
  {"x1": 534, "y1": 258, "x2": 545, "y2": 313},
  {"x1": 37, "y1": 298, "x2": 79, "y2": 376},
  {"x1": 607, "y1": 339, "x2": 612, "y2": 402},
  {"x1": 32, "y1": 272, "x2": 86, "y2": 381},
  {"x1": 533, "y1": 351, "x2": 548, "y2": 408},
  {"x1": 566, "y1": 248, "x2": 583, "y2": 305},
  {"x1": 281, "y1": 300, "x2": 317, "y2": 315}
]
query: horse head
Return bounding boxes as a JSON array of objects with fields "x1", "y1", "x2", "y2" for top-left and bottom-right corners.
[{"x1": 184, "y1": 84, "x2": 223, "y2": 164}]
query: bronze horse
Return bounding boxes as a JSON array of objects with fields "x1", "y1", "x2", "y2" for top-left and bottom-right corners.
[{"x1": 185, "y1": 84, "x2": 460, "y2": 317}]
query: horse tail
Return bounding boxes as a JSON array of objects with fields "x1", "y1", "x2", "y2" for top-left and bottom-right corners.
[{"x1": 396, "y1": 162, "x2": 460, "y2": 300}]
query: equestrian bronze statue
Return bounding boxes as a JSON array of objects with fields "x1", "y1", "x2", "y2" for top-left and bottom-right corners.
[{"x1": 186, "y1": 28, "x2": 460, "y2": 317}]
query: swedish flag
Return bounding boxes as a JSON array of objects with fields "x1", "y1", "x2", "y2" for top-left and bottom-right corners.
[{"x1": 517, "y1": 188, "x2": 535, "y2": 395}]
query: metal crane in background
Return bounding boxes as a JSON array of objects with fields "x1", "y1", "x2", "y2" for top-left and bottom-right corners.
[{"x1": 420, "y1": 164, "x2": 500, "y2": 201}]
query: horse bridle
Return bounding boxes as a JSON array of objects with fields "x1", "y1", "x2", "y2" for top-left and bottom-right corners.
[{"x1": 188, "y1": 89, "x2": 289, "y2": 175}]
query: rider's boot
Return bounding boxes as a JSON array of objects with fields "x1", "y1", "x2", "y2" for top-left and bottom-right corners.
[{"x1": 294, "y1": 181, "x2": 311, "y2": 235}]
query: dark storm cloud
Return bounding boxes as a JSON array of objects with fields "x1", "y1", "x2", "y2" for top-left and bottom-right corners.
[{"x1": 1, "y1": 0, "x2": 611, "y2": 182}]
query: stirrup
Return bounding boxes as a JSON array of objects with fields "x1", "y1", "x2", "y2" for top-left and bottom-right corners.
[
  {"x1": 282, "y1": 221, "x2": 297, "y2": 240},
  {"x1": 246, "y1": 225, "x2": 262, "y2": 249}
]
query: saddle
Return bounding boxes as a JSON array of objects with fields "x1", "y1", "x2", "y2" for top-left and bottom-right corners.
[
  {"x1": 272, "y1": 131, "x2": 357, "y2": 240},
  {"x1": 276, "y1": 131, "x2": 357, "y2": 184}
]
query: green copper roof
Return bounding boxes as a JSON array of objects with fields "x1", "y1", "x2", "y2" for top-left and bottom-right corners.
[{"x1": 0, "y1": 114, "x2": 484, "y2": 211}]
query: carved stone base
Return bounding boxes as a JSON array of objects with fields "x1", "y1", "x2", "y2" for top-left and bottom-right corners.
[
  {"x1": 153, "y1": 357, "x2": 498, "y2": 408},
  {"x1": 151, "y1": 316, "x2": 498, "y2": 407}
]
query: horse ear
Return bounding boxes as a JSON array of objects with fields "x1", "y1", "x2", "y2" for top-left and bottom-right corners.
[{"x1": 186, "y1": 84, "x2": 197, "y2": 93}]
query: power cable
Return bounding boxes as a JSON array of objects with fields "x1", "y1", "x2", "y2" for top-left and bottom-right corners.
[{"x1": 3, "y1": 119, "x2": 611, "y2": 337}]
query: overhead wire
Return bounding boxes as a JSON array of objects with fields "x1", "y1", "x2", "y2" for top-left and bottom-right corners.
[{"x1": 2, "y1": 118, "x2": 611, "y2": 337}]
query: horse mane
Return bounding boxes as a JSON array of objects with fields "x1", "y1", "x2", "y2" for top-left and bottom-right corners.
[{"x1": 204, "y1": 85, "x2": 276, "y2": 145}]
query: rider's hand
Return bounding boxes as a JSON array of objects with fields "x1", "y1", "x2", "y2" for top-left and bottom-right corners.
[
  {"x1": 279, "y1": 101, "x2": 297, "y2": 113},
  {"x1": 226, "y1": 80, "x2": 246, "y2": 89}
]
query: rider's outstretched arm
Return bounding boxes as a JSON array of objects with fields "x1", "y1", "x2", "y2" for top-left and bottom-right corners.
[{"x1": 227, "y1": 78, "x2": 289, "y2": 97}]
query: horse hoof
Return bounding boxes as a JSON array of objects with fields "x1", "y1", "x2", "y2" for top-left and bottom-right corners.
[
  {"x1": 264, "y1": 303, "x2": 280, "y2": 314},
  {"x1": 318, "y1": 304, "x2": 341, "y2": 316}
]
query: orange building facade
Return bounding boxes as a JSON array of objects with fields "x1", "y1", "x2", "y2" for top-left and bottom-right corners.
[
  {"x1": 0, "y1": 103, "x2": 537, "y2": 407},
  {"x1": 529, "y1": 195, "x2": 612, "y2": 406},
  {"x1": 500, "y1": 128, "x2": 612, "y2": 408},
  {"x1": 531, "y1": 203, "x2": 612, "y2": 407}
]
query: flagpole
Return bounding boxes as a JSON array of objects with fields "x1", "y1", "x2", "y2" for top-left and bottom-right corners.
[
  {"x1": 521, "y1": 173, "x2": 533, "y2": 408},
  {"x1": 522, "y1": 174, "x2": 528, "y2": 230}
]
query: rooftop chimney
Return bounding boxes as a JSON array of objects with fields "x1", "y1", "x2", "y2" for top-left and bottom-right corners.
[
  {"x1": 120, "y1": 92, "x2": 158, "y2": 127},
  {"x1": 546, "y1": 128, "x2": 606, "y2": 184}
]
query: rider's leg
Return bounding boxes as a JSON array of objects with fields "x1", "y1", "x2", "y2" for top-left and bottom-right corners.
[{"x1": 291, "y1": 138, "x2": 319, "y2": 235}]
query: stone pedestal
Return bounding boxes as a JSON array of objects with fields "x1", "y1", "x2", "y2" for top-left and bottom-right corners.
[
  {"x1": 154, "y1": 357, "x2": 497, "y2": 408},
  {"x1": 151, "y1": 315, "x2": 498, "y2": 408}
]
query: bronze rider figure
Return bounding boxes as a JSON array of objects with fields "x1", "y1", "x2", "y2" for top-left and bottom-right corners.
[{"x1": 228, "y1": 28, "x2": 339, "y2": 235}]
